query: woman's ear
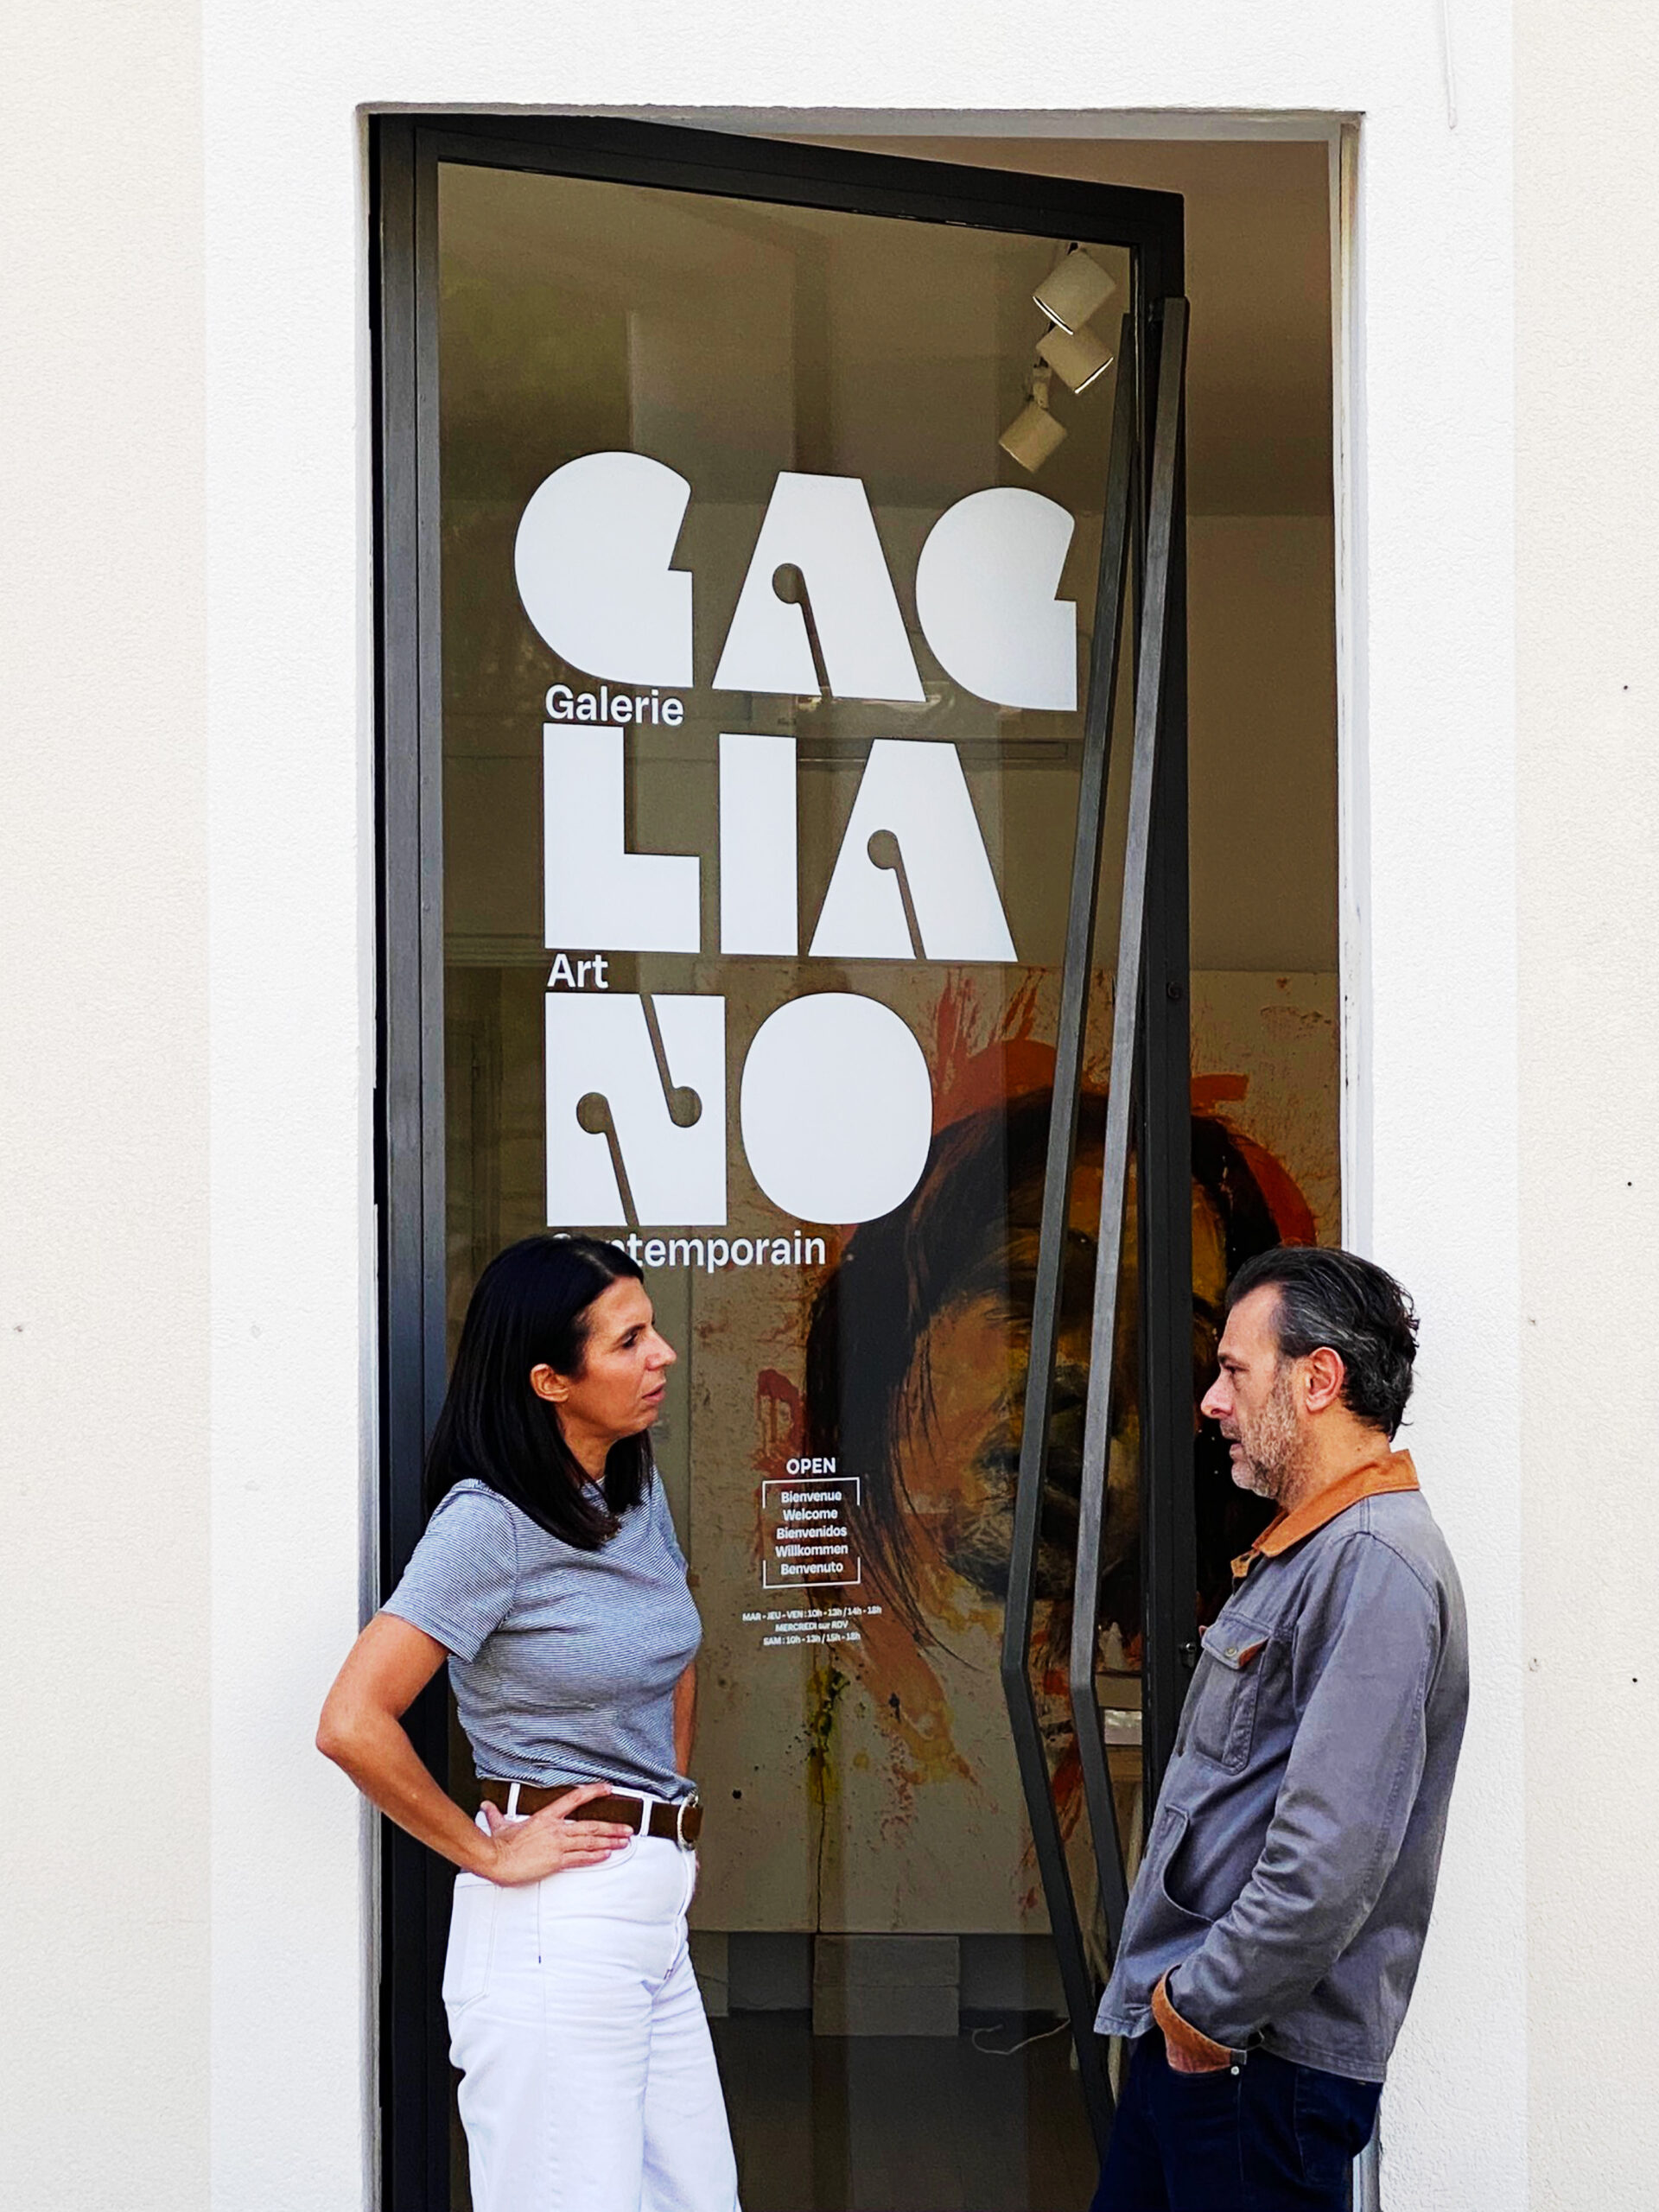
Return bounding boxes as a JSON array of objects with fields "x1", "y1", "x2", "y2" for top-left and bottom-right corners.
[{"x1": 529, "y1": 1362, "x2": 567, "y2": 1404}]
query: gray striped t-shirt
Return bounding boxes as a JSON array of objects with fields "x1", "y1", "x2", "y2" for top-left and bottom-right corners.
[{"x1": 384, "y1": 1473, "x2": 702, "y2": 1801}]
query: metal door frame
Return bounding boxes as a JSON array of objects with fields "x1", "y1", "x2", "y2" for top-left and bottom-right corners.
[
  {"x1": 372, "y1": 111, "x2": 1188, "y2": 2208},
  {"x1": 1001, "y1": 294, "x2": 1191, "y2": 2152}
]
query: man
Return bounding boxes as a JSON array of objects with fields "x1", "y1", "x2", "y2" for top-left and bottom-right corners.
[{"x1": 1092, "y1": 1246, "x2": 1468, "y2": 2212}]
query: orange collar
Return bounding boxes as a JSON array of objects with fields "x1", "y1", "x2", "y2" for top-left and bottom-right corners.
[{"x1": 1231, "y1": 1449, "x2": 1419, "y2": 1580}]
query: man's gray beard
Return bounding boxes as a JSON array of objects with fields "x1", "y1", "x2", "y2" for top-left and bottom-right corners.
[
  {"x1": 1233, "y1": 1455, "x2": 1281, "y2": 1499},
  {"x1": 1233, "y1": 1370, "x2": 1301, "y2": 1499}
]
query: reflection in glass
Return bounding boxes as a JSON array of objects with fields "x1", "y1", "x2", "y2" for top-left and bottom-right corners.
[{"x1": 434, "y1": 157, "x2": 1278, "y2": 2211}]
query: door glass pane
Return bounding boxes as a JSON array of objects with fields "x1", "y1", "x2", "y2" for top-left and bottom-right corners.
[{"x1": 437, "y1": 156, "x2": 1134, "y2": 2210}]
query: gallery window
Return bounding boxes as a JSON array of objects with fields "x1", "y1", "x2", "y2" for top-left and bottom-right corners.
[{"x1": 375, "y1": 115, "x2": 1338, "y2": 2210}]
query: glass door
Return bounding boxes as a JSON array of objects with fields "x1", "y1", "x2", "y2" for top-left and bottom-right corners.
[{"x1": 375, "y1": 115, "x2": 1190, "y2": 2212}]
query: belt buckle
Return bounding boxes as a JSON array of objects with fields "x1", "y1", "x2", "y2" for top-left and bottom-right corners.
[{"x1": 674, "y1": 1795, "x2": 700, "y2": 1851}]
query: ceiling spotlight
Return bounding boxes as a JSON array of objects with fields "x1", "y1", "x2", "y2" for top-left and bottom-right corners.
[
  {"x1": 1037, "y1": 321, "x2": 1115, "y2": 394},
  {"x1": 1033, "y1": 245, "x2": 1117, "y2": 334},
  {"x1": 999, "y1": 366, "x2": 1067, "y2": 474}
]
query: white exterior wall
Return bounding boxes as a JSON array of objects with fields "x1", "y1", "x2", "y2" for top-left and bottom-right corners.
[
  {"x1": 0, "y1": 3, "x2": 210, "y2": 2208},
  {"x1": 1516, "y1": 4, "x2": 1659, "y2": 2207},
  {"x1": 11, "y1": 2, "x2": 1651, "y2": 2209}
]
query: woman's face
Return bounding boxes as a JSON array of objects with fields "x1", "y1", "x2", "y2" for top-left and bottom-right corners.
[{"x1": 533, "y1": 1276, "x2": 676, "y2": 1451}]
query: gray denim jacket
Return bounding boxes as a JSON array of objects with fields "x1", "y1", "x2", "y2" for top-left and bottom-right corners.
[{"x1": 1096, "y1": 1459, "x2": 1467, "y2": 2083}]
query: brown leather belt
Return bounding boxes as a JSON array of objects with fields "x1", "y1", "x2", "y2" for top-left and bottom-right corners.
[{"x1": 479, "y1": 1779, "x2": 702, "y2": 1849}]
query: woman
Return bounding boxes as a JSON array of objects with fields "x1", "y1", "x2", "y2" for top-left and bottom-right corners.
[{"x1": 318, "y1": 1233, "x2": 741, "y2": 2212}]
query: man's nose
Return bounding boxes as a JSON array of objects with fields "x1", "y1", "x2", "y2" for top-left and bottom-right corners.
[{"x1": 1200, "y1": 1377, "x2": 1228, "y2": 1421}]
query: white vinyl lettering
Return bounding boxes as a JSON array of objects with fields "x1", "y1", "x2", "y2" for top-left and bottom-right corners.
[
  {"x1": 719, "y1": 734, "x2": 798, "y2": 955},
  {"x1": 546, "y1": 995, "x2": 727, "y2": 1226},
  {"x1": 915, "y1": 487, "x2": 1078, "y2": 711},
  {"x1": 741, "y1": 995, "x2": 931, "y2": 1223},
  {"x1": 808, "y1": 740, "x2": 1016, "y2": 963},
  {"x1": 543, "y1": 728, "x2": 700, "y2": 955},
  {"x1": 515, "y1": 452, "x2": 694, "y2": 686},
  {"x1": 712, "y1": 474, "x2": 924, "y2": 702},
  {"x1": 524, "y1": 455, "x2": 1091, "y2": 1229}
]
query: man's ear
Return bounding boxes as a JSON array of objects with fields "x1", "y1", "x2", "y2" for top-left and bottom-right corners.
[
  {"x1": 529, "y1": 1362, "x2": 567, "y2": 1405},
  {"x1": 1301, "y1": 1345, "x2": 1346, "y2": 1415}
]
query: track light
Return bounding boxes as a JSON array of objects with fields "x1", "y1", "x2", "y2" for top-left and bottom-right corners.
[
  {"x1": 998, "y1": 364, "x2": 1067, "y2": 474},
  {"x1": 1033, "y1": 245, "x2": 1116, "y2": 335},
  {"x1": 1037, "y1": 321, "x2": 1115, "y2": 395}
]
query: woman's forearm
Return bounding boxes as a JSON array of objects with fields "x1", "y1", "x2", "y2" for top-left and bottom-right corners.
[
  {"x1": 319, "y1": 1702, "x2": 496, "y2": 1876},
  {"x1": 674, "y1": 1661, "x2": 697, "y2": 1777}
]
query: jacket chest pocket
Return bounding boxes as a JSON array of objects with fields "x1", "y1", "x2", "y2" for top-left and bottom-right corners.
[{"x1": 1186, "y1": 1619, "x2": 1272, "y2": 1771}]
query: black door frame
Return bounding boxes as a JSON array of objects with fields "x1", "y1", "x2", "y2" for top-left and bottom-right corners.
[{"x1": 372, "y1": 111, "x2": 1189, "y2": 2208}]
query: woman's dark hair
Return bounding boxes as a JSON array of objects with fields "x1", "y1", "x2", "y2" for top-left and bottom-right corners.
[
  {"x1": 424, "y1": 1233, "x2": 652, "y2": 1548},
  {"x1": 1225, "y1": 1243, "x2": 1418, "y2": 1437}
]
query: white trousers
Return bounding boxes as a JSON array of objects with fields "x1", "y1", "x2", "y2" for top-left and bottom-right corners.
[{"x1": 444, "y1": 1812, "x2": 741, "y2": 2212}]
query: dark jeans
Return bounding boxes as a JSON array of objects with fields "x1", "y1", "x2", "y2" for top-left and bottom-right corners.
[{"x1": 1090, "y1": 2034, "x2": 1380, "y2": 2212}]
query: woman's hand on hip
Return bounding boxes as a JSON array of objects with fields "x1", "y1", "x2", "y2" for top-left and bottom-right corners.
[{"x1": 480, "y1": 1783, "x2": 635, "y2": 1885}]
